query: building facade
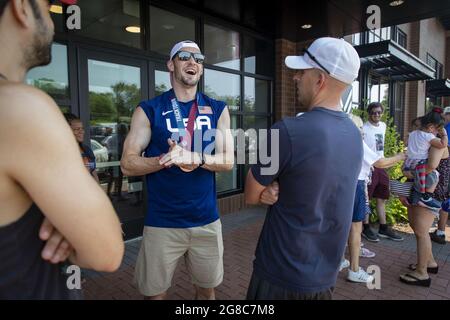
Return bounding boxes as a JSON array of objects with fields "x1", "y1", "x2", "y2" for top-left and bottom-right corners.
[{"x1": 29, "y1": 0, "x2": 450, "y2": 239}]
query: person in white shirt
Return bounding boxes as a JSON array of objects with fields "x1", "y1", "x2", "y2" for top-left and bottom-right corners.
[
  {"x1": 362, "y1": 102, "x2": 404, "y2": 242},
  {"x1": 403, "y1": 108, "x2": 448, "y2": 210},
  {"x1": 343, "y1": 115, "x2": 405, "y2": 283}
]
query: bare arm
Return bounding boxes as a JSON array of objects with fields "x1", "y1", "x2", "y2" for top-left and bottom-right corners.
[
  {"x1": 201, "y1": 107, "x2": 234, "y2": 172},
  {"x1": 373, "y1": 153, "x2": 406, "y2": 169},
  {"x1": 3, "y1": 85, "x2": 123, "y2": 272},
  {"x1": 120, "y1": 107, "x2": 165, "y2": 176},
  {"x1": 245, "y1": 169, "x2": 267, "y2": 205},
  {"x1": 430, "y1": 136, "x2": 448, "y2": 149}
]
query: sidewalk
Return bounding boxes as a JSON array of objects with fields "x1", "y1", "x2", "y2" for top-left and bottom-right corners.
[{"x1": 83, "y1": 207, "x2": 450, "y2": 300}]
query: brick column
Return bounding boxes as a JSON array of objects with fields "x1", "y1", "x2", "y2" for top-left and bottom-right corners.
[{"x1": 275, "y1": 39, "x2": 297, "y2": 121}]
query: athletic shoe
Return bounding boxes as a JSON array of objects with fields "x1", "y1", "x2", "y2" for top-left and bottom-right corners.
[
  {"x1": 362, "y1": 227, "x2": 380, "y2": 242},
  {"x1": 418, "y1": 195, "x2": 442, "y2": 210},
  {"x1": 430, "y1": 230, "x2": 446, "y2": 245},
  {"x1": 378, "y1": 226, "x2": 404, "y2": 241},
  {"x1": 339, "y1": 259, "x2": 350, "y2": 272},
  {"x1": 360, "y1": 247, "x2": 376, "y2": 258},
  {"x1": 347, "y1": 267, "x2": 374, "y2": 283}
]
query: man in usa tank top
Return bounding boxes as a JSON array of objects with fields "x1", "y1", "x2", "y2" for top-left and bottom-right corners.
[{"x1": 121, "y1": 40, "x2": 234, "y2": 300}]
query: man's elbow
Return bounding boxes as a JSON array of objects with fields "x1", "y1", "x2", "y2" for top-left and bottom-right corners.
[
  {"x1": 92, "y1": 241, "x2": 124, "y2": 272},
  {"x1": 244, "y1": 190, "x2": 259, "y2": 205},
  {"x1": 120, "y1": 159, "x2": 132, "y2": 176}
]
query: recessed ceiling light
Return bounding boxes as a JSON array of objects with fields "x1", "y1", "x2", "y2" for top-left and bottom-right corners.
[
  {"x1": 125, "y1": 26, "x2": 141, "y2": 33},
  {"x1": 301, "y1": 24, "x2": 312, "y2": 29},
  {"x1": 389, "y1": 0, "x2": 404, "y2": 6},
  {"x1": 50, "y1": 4, "x2": 63, "y2": 14}
]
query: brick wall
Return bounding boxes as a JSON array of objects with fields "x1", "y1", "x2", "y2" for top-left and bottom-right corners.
[
  {"x1": 274, "y1": 38, "x2": 297, "y2": 121},
  {"x1": 217, "y1": 193, "x2": 251, "y2": 216}
]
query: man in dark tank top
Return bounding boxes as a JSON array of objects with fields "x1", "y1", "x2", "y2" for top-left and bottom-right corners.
[{"x1": 0, "y1": 0, "x2": 124, "y2": 299}]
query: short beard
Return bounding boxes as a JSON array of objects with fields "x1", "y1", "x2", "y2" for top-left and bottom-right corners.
[{"x1": 23, "y1": 0, "x2": 53, "y2": 70}]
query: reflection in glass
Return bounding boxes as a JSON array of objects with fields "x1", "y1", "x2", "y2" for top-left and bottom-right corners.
[
  {"x1": 26, "y1": 43, "x2": 69, "y2": 101},
  {"x1": 244, "y1": 77, "x2": 269, "y2": 113},
  {"x1": 75, "y1": 0, "x2": 141, "y2": 48},
  {"x1": 87, "y1": 59, "x2": 143, "y2": 211},
  {"x1": 150, "y1": 6, "x2": 195, "y2": 57},
  {"x1": 204, "y1": 0, "x2": 240, "y2": 21},
  {"x1": 155, "y1": 70, "x2": 171, "y2": 96},
  {"x1": 204, "y1": 25, "x2": 240, "y2": 70},
  {"x1": 204, "y1": 69, "x2": 240, "y2": 112},
  {"x1": 244, "y1": 36, "x2": 274, "y2": 75}
]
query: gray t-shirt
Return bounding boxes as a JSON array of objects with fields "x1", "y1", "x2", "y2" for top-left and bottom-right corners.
[{"x1": 251, "y1": 107, "x2": 363, "y2": 294}]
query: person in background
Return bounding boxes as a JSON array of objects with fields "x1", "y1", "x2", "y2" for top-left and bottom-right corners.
[
  {"x1": 362, "y1": 102, "x2": 404, "y2": 242},
  {"x1": 64, "y1": 113, "x2": 100, "y2": 183}
]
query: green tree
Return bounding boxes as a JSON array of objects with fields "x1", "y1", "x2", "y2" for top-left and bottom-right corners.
[{"x1": 89, "y1": 92, "x2": 116, "y2": 123}]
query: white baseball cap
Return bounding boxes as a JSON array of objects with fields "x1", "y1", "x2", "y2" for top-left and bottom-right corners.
[
  {"x1": 169, "y1": 40, "x2": 201, "y2": 60},
  {"x1": 444, "y1": 106, "x2": 450, "y2": 114},
  {"x1": 285, "y1": 37, "x2": 361, "y2": 85}
]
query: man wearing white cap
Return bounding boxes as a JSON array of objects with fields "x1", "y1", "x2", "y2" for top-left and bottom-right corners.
[
  {"x1": 245, "y1": 37, "x2": 363, "y2": 299},
  {"x1": 121, "y1": 40, "x2": 234, "y2": 300}
]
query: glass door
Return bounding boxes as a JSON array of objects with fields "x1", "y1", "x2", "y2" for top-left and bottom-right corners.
[{"x1": 79, "y1": 49, "x2": 148, "y2": 240}]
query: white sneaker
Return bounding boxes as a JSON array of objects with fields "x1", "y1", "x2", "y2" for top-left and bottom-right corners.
[
  {"x1": 339, "y1": 259, "x2": 350, "y2": 272},
  {"x1": 347, "y1": 267, "x2": 374, "y2": 283}
]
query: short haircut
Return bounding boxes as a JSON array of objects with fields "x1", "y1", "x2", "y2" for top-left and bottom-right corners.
[
  {"x1": 367, "y1": 102, "x2": 384, "y2": 114},
  {"x1": 64, "y1": 113, "x2": 80, "y2": 125},
  {"x1": 421, "y1": 108, "x2": 444, "y2": 128}
]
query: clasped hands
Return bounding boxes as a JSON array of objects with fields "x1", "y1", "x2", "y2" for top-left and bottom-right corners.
[{"x1": 159, "y1": 138, "x2": 202, "y2": 172}]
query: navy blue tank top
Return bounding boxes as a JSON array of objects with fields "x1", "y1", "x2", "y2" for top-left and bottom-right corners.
[
  {"x1": 0, "y1": 204, "x2": 82, "y2": 299},
  {"x1": 139, "y1": 89, "x2": 226, "y2": 228}
]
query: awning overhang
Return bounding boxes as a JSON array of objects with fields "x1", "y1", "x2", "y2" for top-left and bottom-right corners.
[
  {"x1": 354, "y1": 40, "x2": 436, "y2": 82},
  {"x1": 427, "y1": 79, "x2": 450, "y2": 98}
]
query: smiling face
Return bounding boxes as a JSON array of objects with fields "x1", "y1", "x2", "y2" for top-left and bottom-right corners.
[
  {"x1": 70, "y1": 120, "x2": 85, "y2": 143},
  {"x1": 368, "y1": 106, "x2": 383, "y2": 125},
  {"x1": 167, "y1": 47, "x2": 204, "y2": 88}
]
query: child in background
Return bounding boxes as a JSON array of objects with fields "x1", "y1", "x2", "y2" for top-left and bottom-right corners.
[{"x1": 403, "y1": 108, "x2": 448, "y2": 210}]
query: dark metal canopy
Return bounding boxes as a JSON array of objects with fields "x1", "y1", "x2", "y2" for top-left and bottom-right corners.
[
  {"x1": 354, "y1": 40, "x2": 435, "y2": 81},
  {"x1": 427, "y1": 79, "x2": 450, "y2": 98}
]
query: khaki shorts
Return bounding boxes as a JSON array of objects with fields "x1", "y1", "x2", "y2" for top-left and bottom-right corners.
[{"x1": 134, "y1": 219, "x2": 224, "y2": 297}]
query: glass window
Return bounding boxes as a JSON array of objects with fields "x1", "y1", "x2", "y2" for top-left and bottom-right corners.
[
  {"x1": 87, "y1": 59, "x2": 143, "y2": 221},
  {"x1": 243, "y1": 36, "x2": 274, "y2": 75},
  {"x1": 154, "y1": 70, "x2": 171, "y2": 96},
  {"x1": 204, "y1": 24, "x2": 240, "y2": 70},
  {"x1": 216, "y1": 166, "x2": 238, "y2": 193},
  {"x1": 204, "y1": 69, "x2": 240, "y2": 112},
  {"x1": 88, "y1": 59, "x2": 141, "y2": 142},
  {"x1": 396, "y1": 29, "x2": 407, "y2": 49},
  {"x1": 150, "y1": 6, "x2": 196, "y2": 57},
  {"x1": 75, "y1": 0, "x2": 141, "y2": 48},
  {"x1": 204, "y1": 0, "x2": 240, "y2": 21},
  {"x1": 244, "y1": 77, "x2": 270, "y2": 113},
  {"x1": 26, "y1": 43, "x2": 69, "y2": 101},
  {"x1": 216, "y1": 115, "x2": 239, "y2": 193}
]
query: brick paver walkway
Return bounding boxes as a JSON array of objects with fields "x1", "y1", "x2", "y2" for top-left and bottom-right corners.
[{"x1": 83, "y1": 207, "x2": 450, "y2": 300}]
